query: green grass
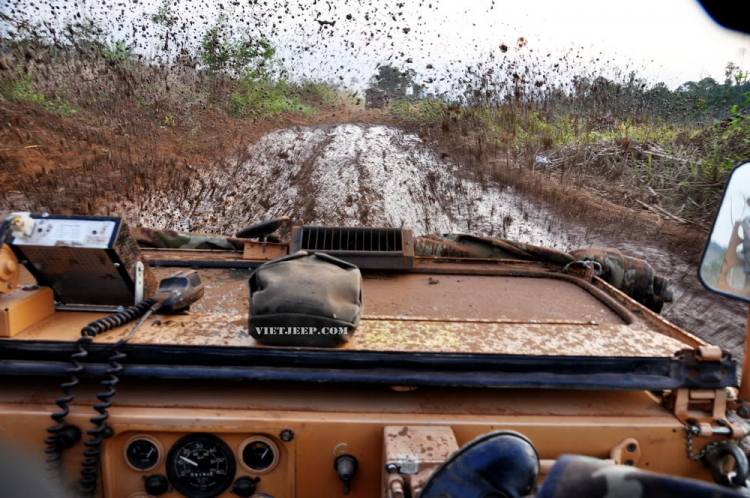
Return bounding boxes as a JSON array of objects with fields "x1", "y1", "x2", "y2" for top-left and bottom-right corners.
[
  {"x1": 0, "y1": 74, "x2": 78, "y2": 117},
  {"x1": 227, "y1": 78, "x2": 314, "y2": 119},
  {"x1": 390, "y1": 98, "x2": 447, "y2": 124}
]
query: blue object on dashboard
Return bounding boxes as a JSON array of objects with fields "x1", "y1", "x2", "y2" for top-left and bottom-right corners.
[{"x1": 418, "y1": 430, "x2": 540, "y2": 498}]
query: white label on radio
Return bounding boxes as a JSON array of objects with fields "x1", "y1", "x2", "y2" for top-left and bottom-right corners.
[
  {"x1": 85, "y1": 236, "x2": 111, "y2": 246},
  {"x1": 12, "y1": 219, "x2": 116, "y2": 249},
  {"x1": 53, "y1": 223, "x2": 84, "y2": 243}
]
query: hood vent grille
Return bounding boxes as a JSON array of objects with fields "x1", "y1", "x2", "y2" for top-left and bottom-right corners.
[{"x1": 291, "y1": 226, "x2": 413, "y2": 270}]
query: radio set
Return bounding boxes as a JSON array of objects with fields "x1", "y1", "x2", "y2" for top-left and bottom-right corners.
[
  {"x1": 0, "y1": 213, "x2": 161, "y2": 337},
  {"x1": 3, "y1": 213, "x2": 158, "y2": 308}
]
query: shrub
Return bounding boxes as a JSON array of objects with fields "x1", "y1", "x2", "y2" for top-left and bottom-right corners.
[
  {"x1": 228, "y1": 78, "x2": 313, "y2": 118},
  {"x1": 199, "y1": 15, "x2": 275, "y2": 77},
  {"x1": 103, "y1": 40, "x2": 134, "y2": 66}
]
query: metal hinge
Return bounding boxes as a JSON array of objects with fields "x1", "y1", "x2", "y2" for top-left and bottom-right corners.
[{"x1": 668, "y1": 387, "x2": 745, "y2": 439}]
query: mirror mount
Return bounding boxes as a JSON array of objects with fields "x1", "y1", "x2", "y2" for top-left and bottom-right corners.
[{"x1": 740, "y1": 308, "x2": 750, "y2": 404}]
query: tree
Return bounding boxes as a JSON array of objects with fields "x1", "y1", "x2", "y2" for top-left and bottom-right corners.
[
  {"x1": 676, "y1": 66, "x2": 749, "y2": 119},
  {"x1": 199, "y1": 15, "x2": 275, "y2": 78},
  {"x1": 369, "y1": 65, "x2": 423, "y2": 100},
  {"x1": 150, "y1": 0, "x2": 178, "y2": 52}
]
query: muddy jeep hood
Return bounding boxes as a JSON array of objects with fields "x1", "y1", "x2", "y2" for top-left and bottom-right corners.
[{"x1": 0, "y1": 254, "x2": 734, "y2": 392}]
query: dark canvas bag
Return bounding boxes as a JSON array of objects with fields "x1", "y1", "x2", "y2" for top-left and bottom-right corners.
[{"x1": 248, "y1": 251, "x2": 363, "y2": 346}]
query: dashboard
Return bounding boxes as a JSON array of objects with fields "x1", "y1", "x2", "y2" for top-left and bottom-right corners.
[{"x1": 0, "y1": 377, "x2": 715, "y2": 498}]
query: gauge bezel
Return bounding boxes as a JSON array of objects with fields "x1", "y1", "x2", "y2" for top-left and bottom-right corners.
[
  {"x1": 123, "y1": 434, "x2": 164, "y2": 472},
  {"x1": 166, "y1": 433, "x2": 237, "y2": 498},
  {"x1": 238, "y1": 435, "x2": 280, "y2": 474}
]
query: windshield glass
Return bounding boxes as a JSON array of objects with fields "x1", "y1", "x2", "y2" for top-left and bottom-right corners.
[{"x1": 0, "y1": 1, "x2": 748, "y2": 345}]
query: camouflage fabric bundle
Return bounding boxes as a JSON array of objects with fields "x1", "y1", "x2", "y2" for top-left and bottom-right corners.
[
  {"x1": 569, "y1": 248, "x2": 673, "y2": 313},
  {"x1": 537, "y1": 455, "x2": 745, "y2": 498},
  {"x1": 132, "y1": 227, "x2": 246, "y2": 251},
  {"x1": 415, "y1": 233, "x2": 574, "y2": 266},
  {"x1": 415, "y1": 234, "x2": 672, "y2": 313}
]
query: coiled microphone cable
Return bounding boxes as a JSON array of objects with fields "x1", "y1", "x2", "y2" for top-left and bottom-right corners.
[
  {"x1": 43, "y1": 269, "x2": 203, "y2": 496},
  {"x1": 44, "y1": 298, "x2": 157, "y2": 490},
  {"x1": 77, "y1": 299, "x2": 161, "y2": 496}
]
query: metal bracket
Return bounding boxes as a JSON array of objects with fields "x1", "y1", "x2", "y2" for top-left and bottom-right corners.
[
  {"x1": 8, "y1": 212, "x2": 35, "y2": 238},
  {"x1": 242, "y1": 239, "x2": 288, "y2": 261},
  {"x1": 134, "y1": 261, "x2": 144, "y2": 304},
  {"x1": 609, "y1": 438, "x2": 642, "y2": 466},
  {"x1": 669, "y1": 347, "x2": 745, "y2": 438},
  {"x1": 563, "y1": 260, "x2": 602, "y2": 280},
  {"x1": 696, "y1": 346, "x2": 723, "y2": 362},
  {"x1": 675, "y1": 346, "x2": 727, "y2": 363},
  {"x1": 538, "y1": 438, "x2": 640, "y2": 475}
]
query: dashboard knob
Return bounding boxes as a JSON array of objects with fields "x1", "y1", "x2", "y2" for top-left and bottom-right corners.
[
  {"x1": 144, "y1": 474, "x2": 169, "y2": 495},
  {"x1": 334, "y1": 454, "x2": 359, "y2": 495},
  {"x1": 232, "y1": 476, "x2": 260, "y2": 497}
]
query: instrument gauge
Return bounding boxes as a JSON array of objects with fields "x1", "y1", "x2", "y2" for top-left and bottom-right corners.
[
  {"x1": 124, "y1": 435, "x2": 163, "y2": 471},
  {"x1": 239, "y1": 436, "x2": 280, "y2": 474},
  {"x1": 166, "y1": 433, "x2": 236, "y2": 498}
]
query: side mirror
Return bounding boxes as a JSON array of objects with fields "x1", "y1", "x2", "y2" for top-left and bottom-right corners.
[{"x1": 698, "y1": 161, "x2": 750, "y2": 302}]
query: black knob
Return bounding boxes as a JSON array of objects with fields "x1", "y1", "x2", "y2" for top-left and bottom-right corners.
[
  {"x1": 334, "y1": 454, "x2": 358, "y2": 495},
  {"x1": 232, "y1": 476, "x2": 259, "y2": 497},
  {"x1": 144, "y1": 474, "x2": 169, "y2": 495}
]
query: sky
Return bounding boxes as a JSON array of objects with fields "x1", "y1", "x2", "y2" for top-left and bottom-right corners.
[
  {"x1": 1, "y1": 0, "x2": 748, "y2": 90},
  {"x1": 451, "y1": 0, "x2": 750, "y2": 87}
]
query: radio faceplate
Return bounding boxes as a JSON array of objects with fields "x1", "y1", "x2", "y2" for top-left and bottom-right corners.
[
  {"x1": 10, "y1": 217, "x2": 118, "y2": 249},
  {"x1": 7, "y1": 214, "x2": 157, "y2": 307}
]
